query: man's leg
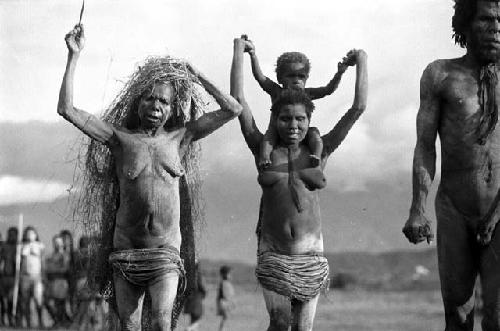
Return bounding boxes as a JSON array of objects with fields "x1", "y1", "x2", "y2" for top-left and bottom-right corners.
[
  {"x1": 113, "y1": 274, "x2": 145, "y2": 331},
  {"x1": 262, "y1": 288, "x2": 292, "y2": 331},
  {"x1": 436, "y1": 192, "x2": 478, "y2": 331},
  {"x1": 147, "y1": 273, "x2": 179, "y2": 331},
  {"x1": 479, "y1": 222, "x2": 500, "y2": 331},
  {"x1": 290, "y1": 295, "x2": 320, "y2": 331}
]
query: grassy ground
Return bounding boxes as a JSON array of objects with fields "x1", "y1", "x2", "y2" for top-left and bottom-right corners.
[
  {"x1": 3, "y1": 286, "x2": 483, "y2": 330},
  {"x1": 175, "y1": 285, "x2": 482, "y2": 331}
]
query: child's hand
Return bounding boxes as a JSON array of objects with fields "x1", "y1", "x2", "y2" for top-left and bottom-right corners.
[
  {"x1": 341, "y1": 49, "x2": 357, "y2": 67},
  {"x1": 341, "y1": 49, "x2": 367, "y2": 67},
  {"x1": 241, "y1": 34, "x2": 255, "y2": 54},
  {"x1": 337, "y1": 61, "x2": 348, "y2": 73}
]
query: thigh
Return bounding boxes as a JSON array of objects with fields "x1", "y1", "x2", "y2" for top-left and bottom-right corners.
[
  {"x1": 479, "y1": 227, "x2": 500, "y2": 330},
  {"x1": 262, "y1": 288, "x2": 291, "y2": 327},
  {"x1": 33, "y1": 279, "x2": 43, "y2": 306},
  {"x1": 291, "y1": 295, "x2": 319, "y2": 331},
  {"x1": 435, "y1": 192, "x2": 478, "y2": 304},
  {"x1": 19, "y1": 277, "x2": 31, "y2": 299},
  {"x1": 148, "y1": 273, "x2": 178, "y2": 313},
  {"x1": 113, "y1": 273, "x2": 145, "y2": 330}
]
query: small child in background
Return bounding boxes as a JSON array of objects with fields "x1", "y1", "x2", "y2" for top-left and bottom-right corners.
[
  {"x1": 19, "y1": 226, "x2": 45, "y2": 328},
  {"x1": 216, "y1": 265, "x2": 235, "y2": 331},
  {"x1": 242, "y1": 35, "x2": 356, "y2": 168}
]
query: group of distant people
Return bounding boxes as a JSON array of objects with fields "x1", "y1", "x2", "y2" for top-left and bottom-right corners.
[{"x1": 0, "y1": 227, "x2": 105, "y2": 329}]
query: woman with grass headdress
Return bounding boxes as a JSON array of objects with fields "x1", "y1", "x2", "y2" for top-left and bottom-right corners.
[
  {"x1": 231, "y1": 36, "x2": 367, "y2": 330},
  {"x1": 57, "y1": 24, "x2": 242, "y2": 331}
]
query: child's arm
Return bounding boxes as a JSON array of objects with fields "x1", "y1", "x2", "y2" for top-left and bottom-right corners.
[
  {"x1": 242, "y1": 36, "x2": 281, "y2": 97},
  {"x1": 306, "y1": 50, "x2": 356, "y2": 100}
]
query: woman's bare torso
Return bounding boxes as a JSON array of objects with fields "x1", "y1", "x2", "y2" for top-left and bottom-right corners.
[
  {"x1": 110, "y1": 127, "x2": 187, "y2": 250},
  {"x1": 258, "y1": 144, "x2": 326, "y2": 254}
]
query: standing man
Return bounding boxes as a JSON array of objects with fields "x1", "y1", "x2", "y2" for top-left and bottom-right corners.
[{"x1": 404, "y1": 1, "x2": 500, "y2": 330}]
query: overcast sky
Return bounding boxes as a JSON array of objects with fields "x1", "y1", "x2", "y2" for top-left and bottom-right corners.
[{"x1": 0, "y1": 0, "x2": 464, "y2": 256}]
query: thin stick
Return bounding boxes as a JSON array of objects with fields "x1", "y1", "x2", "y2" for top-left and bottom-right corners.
[
  {"x1": 78, "y1": 0, "x2": 85, "y2": 25},
  {"x1": 12, "y1": 214, "x2": 23, "y2": 317}
]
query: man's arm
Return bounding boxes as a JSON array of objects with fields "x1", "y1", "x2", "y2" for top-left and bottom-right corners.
[
  {"x1": 402, "y1": 62, "x2": 441, "y2": 244},
  {"x1": 57, "y1": 25, "x2": 114, "y2": 144},
  {"x1": 184, "y1": 63, "x2": 242, "y2": 142},
  {"x1": 243, "y1": 37, "x2": 282, "y2": 97},
  {"x1": 232, "y1": 37, "x2": 263, "y2": 155},
  {"x1": 322, "y1": 49, "x2": 368, "y2": 158}
]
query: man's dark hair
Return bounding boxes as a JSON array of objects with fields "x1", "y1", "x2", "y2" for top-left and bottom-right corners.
[
  {"x1": 270, "y1": 89, "x2": 315, "y2": 119},
  {"x1": 452, "y1": 0, "x2": 500, "y2": 48},
  {"x1": 275, "y1": 52, "x2": 311, "y2": 82}
]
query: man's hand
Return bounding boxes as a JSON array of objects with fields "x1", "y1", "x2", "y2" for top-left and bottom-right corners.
[
  {"x1": 403, "y1": 213, "x2": 434, "y2": 244},
  {"x1": 477, "y1": 213, "x2": 499, "y2": 245},
  {"x1": 65, "y1": 24, "x2": 85, "y2": 54}
]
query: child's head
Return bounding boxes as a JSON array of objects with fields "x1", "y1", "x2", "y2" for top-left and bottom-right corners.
[
  {"x1": 52, "y1": 235, "x2": 64, "y2": 252},
  {"x1": 22, "y1": 226, "x2": 39, "y2": 243},
  {"x1": 276, "y1": 52, "x2": 311, "y2": 90},
  {"x1": 220, "y1": 265, "x2": 232, "y2": 280}
]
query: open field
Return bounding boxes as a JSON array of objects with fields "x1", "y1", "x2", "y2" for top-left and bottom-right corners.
[
  {"x1": 1, "y1": 287, "x2": 483, "y2": 330},
  {"x1": 1, "y1": 249, "x2": 484, "y2": 330},
  {"x1": 174, "y1": 286, "x2": 481, "y2": 331}
]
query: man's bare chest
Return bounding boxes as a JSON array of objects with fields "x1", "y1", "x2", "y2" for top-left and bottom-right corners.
[{"x1": 441, "y1": 72, "x2": 500, "y2": 118}]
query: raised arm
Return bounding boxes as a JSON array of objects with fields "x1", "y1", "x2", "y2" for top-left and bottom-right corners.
[
  {"x1": 184, "y1": 63, "x2": 242, "y2": 142},
  {"x1": 306, "y1": 50, "x2": 352, "y2": 100},
  {"x1": 242, "y1": 36, "x2": 281, "y2": 97},
  {"x1": 402, "y1": 62, "x2": 442, "y2": 245},
  {"x1": 231, "y1": 37, "x2": 263, "y2": 154},
  {"x1": 322, "y1": 49, "x2": 368, "y2": 157},
  {"x1": 57, "y1": 25, "x2": 113, "y2": 144}
]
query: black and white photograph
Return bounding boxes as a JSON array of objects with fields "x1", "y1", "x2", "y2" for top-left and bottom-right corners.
[{"x1": 1, "y1": 0, "x2": 498, "y2": 330}]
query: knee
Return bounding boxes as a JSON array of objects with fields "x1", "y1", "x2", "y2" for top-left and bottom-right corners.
[
  {"x1": 120, "y1": 315, "x2": 141, "y2": 331},
  {"x1": 150, "y1": 309, "x2": 172, "y2": 331},
  {"x1": 269, "y1": 308, "x2": 290, "y2": 331}
]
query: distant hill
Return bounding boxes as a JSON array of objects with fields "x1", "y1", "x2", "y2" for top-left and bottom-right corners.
[{"x1": 201, "y1": 248, "x2": 440, "y2": 291}]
